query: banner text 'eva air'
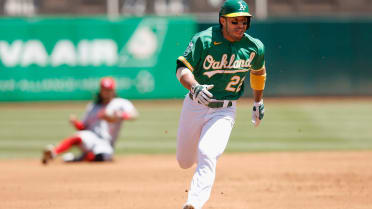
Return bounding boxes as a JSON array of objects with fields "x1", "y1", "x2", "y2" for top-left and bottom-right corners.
[{"x1": 0, "y1": 17, "x2": 196, "y2": 101}]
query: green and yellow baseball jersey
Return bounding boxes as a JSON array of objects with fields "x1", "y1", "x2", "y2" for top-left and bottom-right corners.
[{"x1": 177, "y1": 26, "x2": 265, "y2": 100}]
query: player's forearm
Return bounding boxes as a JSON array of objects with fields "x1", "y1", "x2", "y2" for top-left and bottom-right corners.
[
  {"x1": 253, "y1": 90, "x2": 264, "y2": 102},
  {"x1": 250, "y1": 66, "x2": 266, "y2": 102},
  {"x1": 176, "y1": 67, "x2": 198, "y2": 91}
]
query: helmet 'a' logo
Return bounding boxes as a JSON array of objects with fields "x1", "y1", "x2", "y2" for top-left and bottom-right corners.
[{"x1": 239, "y1": 2, "x2": 246, "y2": 11}]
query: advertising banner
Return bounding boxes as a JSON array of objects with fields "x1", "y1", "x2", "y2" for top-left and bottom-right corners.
[{"x1": 0, "y1": 17, "x2": 196, "y2": 101}]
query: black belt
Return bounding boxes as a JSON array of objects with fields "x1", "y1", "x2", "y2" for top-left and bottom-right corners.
[{"x1": 188, "y1": 93, "x2": 233, "y2": 108}]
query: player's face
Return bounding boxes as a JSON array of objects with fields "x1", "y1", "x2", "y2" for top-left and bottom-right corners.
[
  {"x1": 220, "y1": 16, "x2": 248, "y2": 42},
  {"x1": 100, "y1": 87, "x2": 115, "y2": 104}
]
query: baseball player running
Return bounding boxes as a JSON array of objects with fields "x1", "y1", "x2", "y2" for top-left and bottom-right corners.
[
  {"x1": 176, "y1": 0, "x2": 266, "y2": 208},
  {"x1": 41, "y1": 77, "x2": 138, "y2": 164}
]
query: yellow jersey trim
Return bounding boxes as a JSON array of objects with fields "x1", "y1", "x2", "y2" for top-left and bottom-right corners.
[
  {"x1": 251, "y1": 64, "x2": 265, "y2": 73},
  {"x1": 250, "y1": 72, "x2": 266, "y2": 90},
  {"x1": 178, "y1": 56, "x2": 194, "y2": 72}
]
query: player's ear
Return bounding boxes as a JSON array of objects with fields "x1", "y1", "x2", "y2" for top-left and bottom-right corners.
[{"x1": 219, "y1": 16, "x2": 226, "y2": 26}]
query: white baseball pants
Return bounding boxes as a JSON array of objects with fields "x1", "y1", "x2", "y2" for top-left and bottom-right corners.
[
  {"x1": 77, "y1": 130, "x2": 113, "y2": 155},
  {"x1": 177, "y1": 94, "x2": 236, "y2": 209}
]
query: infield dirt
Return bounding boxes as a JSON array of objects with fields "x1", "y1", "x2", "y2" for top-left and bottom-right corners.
[{"x1": 1, "y1": 151, "x2": 372, "y2": 209}]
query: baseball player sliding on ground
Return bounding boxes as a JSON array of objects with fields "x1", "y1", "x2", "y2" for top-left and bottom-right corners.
[
  {"x1": 176, "y1": 0, "x2": 266, "y2": 208},
  {"x1": 42, "y1": 77, "x2": 138, "y2": 164}
]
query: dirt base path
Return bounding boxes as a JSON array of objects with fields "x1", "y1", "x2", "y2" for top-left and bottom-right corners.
[{"x1": 1, "y1": 152, "x2": 372, "y2": 209}]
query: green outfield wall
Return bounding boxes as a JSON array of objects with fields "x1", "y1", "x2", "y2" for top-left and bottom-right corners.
[
  {"x1": 200, "y1": 18, "x2": 372, "y2": 97},
  {"x1": 0, "y1": 16, "x2": 196, "y2": 101},
  {"x1": 252, "y1": 18, "x2": 372, "y2": 97},
  {"x1": 1, "y1": 17, "x2": 371, "y2": 101}
]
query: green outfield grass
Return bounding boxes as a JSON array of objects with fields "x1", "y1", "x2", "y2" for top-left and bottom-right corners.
[{"x1": 0, "y1": 97, "x2": 371, "y2": 159}]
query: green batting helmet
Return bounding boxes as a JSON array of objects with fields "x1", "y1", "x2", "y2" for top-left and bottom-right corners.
[
  {"x1": 219, "y1": 0, "x2": 252, "y2": 18},
  {"x1": 219, "y1": 0, "x2": 252, "y2": 29}
]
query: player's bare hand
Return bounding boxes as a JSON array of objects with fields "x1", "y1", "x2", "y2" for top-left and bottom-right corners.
[
  {"x1": 69, "y1": 114, "x2": 85, "y2": 130},
  {"x1": 251, "y1": 100, "x2": 264, "y2": 127},
  {"x1": 191, "y1": 84, "x2": 214, "y2": 106},
  {"x1": 69, "y1": 114, "x2": 77, "y2": 123}
]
